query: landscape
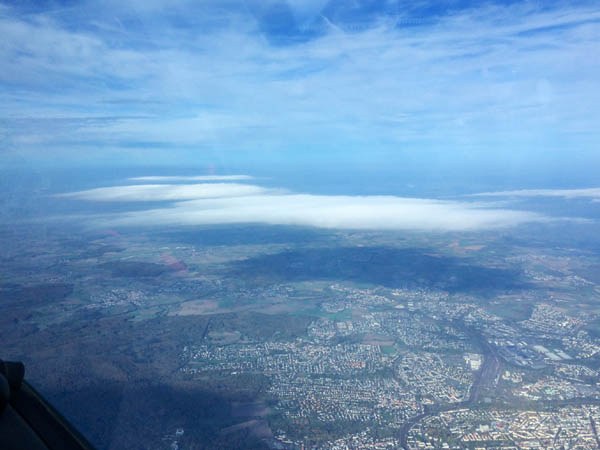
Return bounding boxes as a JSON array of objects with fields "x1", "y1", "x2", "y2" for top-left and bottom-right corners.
[
  {"x1": 2, "y1": 172, "x2": 600, "y2": 449},
  {"x1": 2, "y1": 0, "x2": 600, "y2": 448}
]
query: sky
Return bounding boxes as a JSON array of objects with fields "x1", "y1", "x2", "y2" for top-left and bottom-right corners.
[{"x1": 1, "y1": 0, "x2": 599, "y2": 179}]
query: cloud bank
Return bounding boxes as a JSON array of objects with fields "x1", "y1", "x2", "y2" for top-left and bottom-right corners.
[
  {"x1": 59, "y1": 183, "x2": 271, "y2": 201},
  {"x1": 60, "y1": 178, "x2": 544, "y2": 231},
  {"x1": 128, "y1": 175, "x2": 254, "y2": 182},
  {"x1": 472, "y1": 188, "x2": 600, "y2": 199},
  {"x1": 112, "y1": 195, "x2": 541, "y2": 231}
]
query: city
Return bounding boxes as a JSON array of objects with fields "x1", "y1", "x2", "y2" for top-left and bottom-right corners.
[{"x1": 3, "y1": 220, "x2": 599, "y2": 448}]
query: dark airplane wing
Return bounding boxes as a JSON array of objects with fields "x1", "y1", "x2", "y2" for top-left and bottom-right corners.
[{"x1": 0, "y1": 360, "x2": 95, "y2": 450}]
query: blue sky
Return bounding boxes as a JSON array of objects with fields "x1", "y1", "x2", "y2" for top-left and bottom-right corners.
[{"x1": 1, "y1": 0, "x2": 599, "y2": 177}]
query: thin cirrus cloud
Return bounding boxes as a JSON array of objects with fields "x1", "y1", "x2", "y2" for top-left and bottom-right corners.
[
  {"x1": 61, "y1": 179, "x2": 545, "y2": 231},
  {"x1": 1, "y1": 1, "x2": 599, "y2": 167}
]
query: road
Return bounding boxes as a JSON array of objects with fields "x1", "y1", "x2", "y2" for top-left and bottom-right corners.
[{"x1": 589, "y1": 414, "x2": 600, "y2": 448}]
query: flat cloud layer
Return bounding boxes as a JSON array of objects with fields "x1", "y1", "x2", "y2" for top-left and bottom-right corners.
[
  {"x1": 58, "y1": 183, "x2": 271, "y2": 201},
  {"x1": 129, "y1": 175, "x2": 254, "y2": 182},
  {"x1": 60, "y1": 180, "x2": 545, "y2": 231},
  {"x1": 472, "y1": 188, "x2": 600, "y2": 199},
  {"x1": 111, "y1": 195, "x2": 542, "y2": 231}
]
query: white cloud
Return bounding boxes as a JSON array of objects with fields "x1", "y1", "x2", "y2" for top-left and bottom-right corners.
[
  {"x1": 109, "y1": 194, "x2": 543, "y2": 231},
  {"x1": 129, "y1": 175, "x2": 254, "y2": 182},
  {"x1": 1, "y1": 2, "x2": 599, "y2": 164},
  {"x1": 62, "y1": 180, "x2": 544, "y2": 231},
  {"x1": 472, "y1": 188, "x2": 600, "y2": 199},
  {"x1": 58, "y1": 183, "x2": 272, "y2": 201}
]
